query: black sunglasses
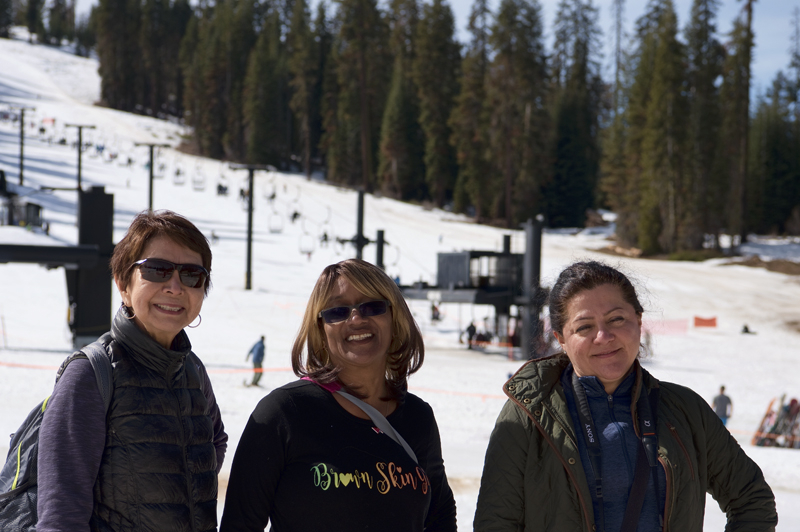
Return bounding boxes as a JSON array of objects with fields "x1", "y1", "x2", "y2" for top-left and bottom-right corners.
[
  {"x1": 318, "y1": 300, "x2": 391, "y2": 324},
  {"x1": 133, "y1": 258, "x2": 209, "y2": 289}
]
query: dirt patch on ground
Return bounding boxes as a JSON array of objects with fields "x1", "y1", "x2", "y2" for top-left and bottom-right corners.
[
  {"x1": 785, "y1": 320, "x2": 800, "y2": 333},
  {"x1": 594, "y1": 245, "x2": 643, "y2": 258},
  {"x1": 722, "y1": 256, "x2": 800, "y2": 276}
]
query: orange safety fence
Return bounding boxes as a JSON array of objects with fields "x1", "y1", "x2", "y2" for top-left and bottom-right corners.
[{"x1": 693, "y1": 316, "x2": 717, "y2": 327}]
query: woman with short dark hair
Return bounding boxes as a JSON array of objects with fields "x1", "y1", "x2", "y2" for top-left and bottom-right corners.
[
  {"x1": 474, "y1": 260, "x2": 777, "y2": 531},
  {"x1": 221, "y1": 258, "x2": 456, "y2": 532},
  {"x1": 37, "y1": 210, "x2": 227, "y2": 532}
]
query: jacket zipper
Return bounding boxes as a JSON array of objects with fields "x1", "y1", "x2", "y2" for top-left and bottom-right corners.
[
  {"x1": 666, "y1": 422, "x2": 695, "y2": 480},
  {"x1": 169, "y1": 356, "x2": 198, "y2": 532},
  {"x1": 509, "y1": 394, "x2": 594, "y2": 531}
]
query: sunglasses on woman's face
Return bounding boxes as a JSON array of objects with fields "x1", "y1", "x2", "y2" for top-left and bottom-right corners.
[
  {"x1": 318, "y1": 299, "x2": 391, "y2": 324},
  {"x1": 133, "y1": 258, "x2": 208, "y2": 289}
]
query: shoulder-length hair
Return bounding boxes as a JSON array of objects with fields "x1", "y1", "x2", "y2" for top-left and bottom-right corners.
[
  {"x1": 110, "y1": 210, "x2": 212, "y2": 296},
  {"x1": 291, "y1": 259, "x2": 424, "y2": 398}
]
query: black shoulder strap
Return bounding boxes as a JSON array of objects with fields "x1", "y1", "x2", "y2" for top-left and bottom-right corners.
[
  {"x1": 81, "y1": 342, "x2": 114, "y2": 412},
  {"x1": 620, "y1": 386, "x2": 661, "y2": 532},
  {"x1": 56, "y1": 341, "x2": 113, "y2": 412}
]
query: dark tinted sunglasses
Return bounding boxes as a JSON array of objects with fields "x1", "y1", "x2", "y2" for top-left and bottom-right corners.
[
  {"x1": 133, "y1": 258, "x2": 209, "y2": 289},
  {"x1": 318, "y1": 300, "x2": 391, "y2": 324}
]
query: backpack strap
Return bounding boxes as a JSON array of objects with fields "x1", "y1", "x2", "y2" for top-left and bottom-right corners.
[
  {"x1": 81, "y1": 342, "x2": 114, "y2": 412},
  {"x1": 55, "y1": 340, "x2": 113, "y2": 412}
]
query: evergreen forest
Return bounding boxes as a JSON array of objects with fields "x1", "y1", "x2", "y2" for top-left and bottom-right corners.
[{"x1": 5, "y1": 0, "x2": 800, "y2": 256}]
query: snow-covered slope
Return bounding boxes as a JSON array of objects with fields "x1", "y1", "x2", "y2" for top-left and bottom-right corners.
[{"x1": 2, "y1": 34, "x2": 800, "y2": 529}]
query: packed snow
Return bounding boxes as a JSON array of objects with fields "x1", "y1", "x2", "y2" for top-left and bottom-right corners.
[{"x1": 2, "y1": 35, "x2": 800, "y2": 530}]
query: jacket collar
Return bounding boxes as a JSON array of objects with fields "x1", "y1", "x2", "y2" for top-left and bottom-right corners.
[
  {"x1": 504, "y1": 355, "x2": 654, "y2": 408},
  {"x1": 111, "y1": 305, "x2": 192, "y2": 378}
]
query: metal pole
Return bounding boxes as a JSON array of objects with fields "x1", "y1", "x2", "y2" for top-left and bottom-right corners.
[
  {"x1": 19, "y1": 109, "x2": 24, "y2": 185},
  {"x1": 67, "y1": 124, "x2": 96, "y2": 191},
  {"x1": 228, "y1": 163, "x2": 269, "y2": 290},
  {"x1": 356, "y1": 190, "x2": 365, "y2": 260},
  {"x1": 246, "y1": 168, "x2": 254, "y2": 290},
  {"x1": 134, "y1": 142, "x2": 169, "y2": 212},
  {"x1": 520, "y1": 215, "x2": 544, "y2": 359},
  {"x1": 77, "y1": 128, "x2": 83, "y2": 190},
  {"x1": 376, "y1": 230, "x2": 385, "y2": 269},
  {"x1": 148, "y1": 145, "x2": 154, "y2": 211}
]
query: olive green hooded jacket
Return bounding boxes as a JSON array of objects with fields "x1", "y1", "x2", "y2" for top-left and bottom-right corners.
[{"x1": 474, "y1": 355, "x2": 777, "y2": 532}]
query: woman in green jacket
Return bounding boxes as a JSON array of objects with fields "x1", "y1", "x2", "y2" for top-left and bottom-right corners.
[{"x1": 474, "y1": 261, "x2": 777, "y2": 532}]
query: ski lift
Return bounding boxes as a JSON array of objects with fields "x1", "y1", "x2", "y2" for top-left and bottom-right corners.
[
  {"x1": 193, "y1": 171, "x2": 206, "y2": 191},
  {"x1": 155, "y1": 157, "x2": 167, "y2": 179},
  {"x1": 318, "y1": 207, "x2": 333, "y2": 247},
  {"x1": 299, "y1": 232, "x2": 315, "y2": 260},
  {"x1": 268, "y1": 211, "x2": 284, "y2": 234},
  {"x1": 174, "y1": 163, "x2": 187, "y2": 185}
]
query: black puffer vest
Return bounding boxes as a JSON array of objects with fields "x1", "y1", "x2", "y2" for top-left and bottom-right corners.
[{"x1": 91, "y1": 308, "x2": 218, "y2": 532}]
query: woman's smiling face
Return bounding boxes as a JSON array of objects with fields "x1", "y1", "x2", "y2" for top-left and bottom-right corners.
[
  {"x1": 116, "y1": 236, "x2": 205, "y2": 349},
  {"x1": 554, "y1": 283, "x2": 642, "y2": 394},
  {"x1": 322, "y1": 276, "x2": 393, "y2": 376}
]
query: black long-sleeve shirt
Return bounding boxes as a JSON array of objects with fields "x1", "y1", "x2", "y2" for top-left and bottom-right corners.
[{"x1": 220, "y1": 380, "x2": 457, "y2": 532}]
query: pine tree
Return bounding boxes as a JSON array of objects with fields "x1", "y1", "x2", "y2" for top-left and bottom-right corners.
[
  {"x1": 718, "y1": 14, "x2": 752, "y2": 242},
  {"x1": 639, "y1": 0, "x2": 686, "y2": 254},
  {"x1": 378, "y1": 0, "x2": 425, "y2": 200},
  {"x1": 48, "y1": 0, "x2": 71, "y2": 44},
  {"x1": 546, "y1": 0, "x2": 603, "y2": 228},
  {"x1": 413, "y1": 0, "x2": 461, "y2": 207},
  {"x1": 486, "y1": 0, "x2": 549, "y2": 227},
  {"x1": 288, "y1": 0, "x2": 317, "y2": 178},
  {"x1": 96, "y1": 0, "x2": 142, "y2": 111},
  {"x1": 310, "y1": 2, "x2": 332, "y2": 169},
  {"x1": 27, "y1": 0, "x2": 43, "y2": 42},
  {"x1": 243, "y1": 11, "x2": 291, "y2": 166},
  {"x1": 0, "y1": 0, "x2": 13, "y2": 38},
  {"x1": 598, "y1": 0, "x2": 627, "y2": 218},
  {"x1": 449, "y1": 0, "x2": 491, "y2": 218},
  {"x1": 748, "y1": 75, "x2": 796, "y2": 234},
  {"x1": 223, "y1": 0, "x2": 258, "y2": 160},
  {"x1": 682, "y1": 0, "x2": 724, "y2": 248},
  {"x1": 326, "y1": 0, "x2": 391, "y2": 189},
  {"x1": 140, "y1": 0, "x2": 169, "y2": 115},
  {"x1": 179, "y1": 13, "x2": 202, "y2": 149},
  {"x1": 613, "y1": 0, "x2": 667, "y2": 249}
]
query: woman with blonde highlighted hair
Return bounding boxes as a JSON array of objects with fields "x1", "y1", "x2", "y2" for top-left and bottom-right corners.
[{"x1": 221, "y1": 259, "x2": 456, "y2": 532}]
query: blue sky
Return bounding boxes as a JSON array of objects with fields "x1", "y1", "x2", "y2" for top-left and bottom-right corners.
[{"x1": 73, "y1": 0, "x2": 793, "y2": 96}]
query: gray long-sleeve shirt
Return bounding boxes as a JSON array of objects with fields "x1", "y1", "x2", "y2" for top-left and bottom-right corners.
[{"x1": 37, "y1": 355, "x2": 227, "y2": 532}]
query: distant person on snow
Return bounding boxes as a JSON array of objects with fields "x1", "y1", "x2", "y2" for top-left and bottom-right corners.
[
  {"x1": 246, "y1": 335, "x2": 266, "y2": 387},
  {"x1": 466, "y1": 321, "x2": 476, "y2": 349},
  {"x1": 713, "y1": 385, "x2": 733, "y2": 425}
]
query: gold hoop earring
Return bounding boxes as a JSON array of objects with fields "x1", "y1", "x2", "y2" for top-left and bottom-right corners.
[
  {"x1": 122, "y1": 304, "x2": 136, "y2": 320},
  {"x1": 188, "y1": 314, "x2": 202, "y2": 328}
]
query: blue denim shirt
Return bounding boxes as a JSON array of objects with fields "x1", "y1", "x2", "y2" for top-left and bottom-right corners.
[{"x1": 562, "y1": 364, "x2": 666, "y2": 532}]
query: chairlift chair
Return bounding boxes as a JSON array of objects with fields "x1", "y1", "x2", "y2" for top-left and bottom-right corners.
[{"x1": 268, "y1": 211, "x2": 284, "y2": 234}]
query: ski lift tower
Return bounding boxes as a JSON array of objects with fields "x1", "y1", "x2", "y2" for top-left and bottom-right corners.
[
  {"x1": 229, "y1": 163, "x2": 271, "y2": 290},
  {"x1": 336, "y1": 189, "x2": 387, "y2": 269},
  {"x1": 135, "y1": 142, "x2": 171, "y2": 211},
  {"x1": 66, "y1": 123, "x2": 96, "y2": 191},
  {"x1": 401, "y1": 217, "x2": 545, "y2": 358}
]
